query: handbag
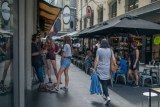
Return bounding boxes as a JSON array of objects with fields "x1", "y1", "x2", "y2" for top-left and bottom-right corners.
[{"x1": 110, "y1": 49, "x2": 118, "y2": 73}]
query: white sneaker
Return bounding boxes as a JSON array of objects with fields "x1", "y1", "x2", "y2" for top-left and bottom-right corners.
[
  {"x1": 104, "y1": 97, "x2": 111, "y2": 105},
  {"x1": 50, "y1": 87, "x2": 59, "y2": 93},
  {"x1": 102, "y1": 95, "x2": 107, "y2": 100}
]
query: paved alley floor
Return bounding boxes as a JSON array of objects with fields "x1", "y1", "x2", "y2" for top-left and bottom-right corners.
[{"x1": 29, "y1": 56, "x2": 159, "y2": 107}]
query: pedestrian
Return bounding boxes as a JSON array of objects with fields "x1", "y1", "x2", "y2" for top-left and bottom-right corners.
[
  {"x1": 127, "y1": 42, "x2": 139, "y2": 87},
  {"x1": 45, "y1": 36, "x2": 60, "y2": 83},
  {"x1": 92, "y1": 39, "x2": 116, "y2": 105},
  {"x1": 0, "y1": 38, "x2": 13, "y2": 86},
  {"x1": 31, "y1": 34, "x2": 46, "y2": 91},
  {"x1": 50, "y1": 36, "x2": 72, "y2": 92}
]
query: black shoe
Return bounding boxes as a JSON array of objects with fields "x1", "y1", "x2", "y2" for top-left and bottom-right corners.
[
  {"x1": 133, "y1": 84, "x2": 139, "y2": 88},
  {"x1": 0, "y1": 80, "x2": 4, "y2": 85},
  {"x1": 60, "y1": 87, "x2": 68, "y2": 92},
  {"x1": 49, "y1": 78, "x2": 52, "y2": 83}
]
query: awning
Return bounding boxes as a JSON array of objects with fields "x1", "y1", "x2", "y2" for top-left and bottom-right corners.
[
  {"x1": 89, "y1": 16, "x2": 160, "y2": 35},
  {"x1": 38, "y1": 1, "x2": 61, "y2": 33},
  {"x1": 77, "y1": 22, "x2": 108, "y2": 37},
  {"x1": 60, "y1": 31, "x2": 79, "y2": 38}
]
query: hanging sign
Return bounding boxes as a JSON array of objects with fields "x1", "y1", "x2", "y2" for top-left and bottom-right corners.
[
  {"x1": 153, "y1": 36, "x2": 160, "y2": 45},
  {"x1": 62, "y1": 5, "x2": 71, "y2": 24},
  {"x1": 1, "y1": 1, "x2": 10, "y2": 21},
  {"x1": 86, "y1": 6, "x2": 92, "y2": 18}
]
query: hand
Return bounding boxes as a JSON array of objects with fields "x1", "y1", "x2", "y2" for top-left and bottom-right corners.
[
  {"x1": 54, "y1": 52, "x2": 57, "y2": 55},
  {"x1": 90, "y1": 68, "x2": 95, "y2": 72},
  {"x1": 44, "y1": 50, "x2": 48, "y2": 54},
  {"x1": 133, "y1": 64, "x2": 136, "y2": 69}
]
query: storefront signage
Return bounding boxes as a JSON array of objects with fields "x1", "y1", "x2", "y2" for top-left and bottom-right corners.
[
  {"x1": 62, "y1": 5, "x2": 71, "y2": 24},
  {"x1": 153, "y1": 36, "x2": 160, "y2": 45},
  {"x1": 1, "y1": 1, "x2": 10, "y2": 21},
  {"x1": 86, "y1": 6, "x2": 92, "y2": 18}
]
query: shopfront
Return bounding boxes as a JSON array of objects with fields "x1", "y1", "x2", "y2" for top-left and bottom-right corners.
[
  {"x1": 0, "y1": 0, "x2": 19, "y2": 106},
  {"x1": 0, "y1": 0, "x2": 37, "y2": 107}
]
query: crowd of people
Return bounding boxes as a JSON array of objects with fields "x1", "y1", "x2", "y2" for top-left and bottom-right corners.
[
  {"x1": 31, "y1": 34, "x2": 72, "y2": 92},
  {"x1": 0, "y1": 32, "x2": 140, "y2": 105}
]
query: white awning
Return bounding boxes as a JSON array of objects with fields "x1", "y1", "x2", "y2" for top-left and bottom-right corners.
[{"x1": 60, "y1": 31, "x2": 78, "y2": 38}]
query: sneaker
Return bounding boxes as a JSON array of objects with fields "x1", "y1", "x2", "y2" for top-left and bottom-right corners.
[
  {"x1": 133, "y1": 84, "x2": 139, "y2": 88},
  {"x1": 104, "y1": 97, "x2": 111, "y2": 105},
  {"x1": 50, "y1": 87, "x2": 59, "y2": 93},
  {"x1": 102, "y1": 95, "x2": 107, "y2": 100},
  {"x1": 60, "y1": 87, "x2": 68, "y2": 92}
]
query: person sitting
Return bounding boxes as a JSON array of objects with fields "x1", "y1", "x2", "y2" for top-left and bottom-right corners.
[
  {"x1": 84, "y1": 49, "x2": 93, "y2": 74},
  {"x1": 112, "y1": 57, "x2": 128, "y2": 81}
]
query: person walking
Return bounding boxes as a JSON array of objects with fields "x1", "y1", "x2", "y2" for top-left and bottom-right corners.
[
  {"x1": 127, "y1": 42, "x2": 139, "y2": 87},
  {"x1": 51, "y1": 36, "x2": 72, "y2": 92},
  {"x1": 45, "y1": 36, "x2": 60, "y2": 83},
  {"x1": 92, "y1": 39, "x2": 116, "y2": 105}
]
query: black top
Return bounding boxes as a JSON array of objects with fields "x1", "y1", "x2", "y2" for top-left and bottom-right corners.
[
  {"x1": 31, "y1": 42, "x2": 43, "y2": 67},
  {"x1": 130, "y1": 49, "x2": 136, "y2": 64}
]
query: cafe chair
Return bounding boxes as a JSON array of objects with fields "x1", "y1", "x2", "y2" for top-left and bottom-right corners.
[
  {"x1": 116, "y1": 74, "x2": 127, "y2": 85},
  {"x1": 140, "y1": 69, "x2": 153, "y2": 87}
]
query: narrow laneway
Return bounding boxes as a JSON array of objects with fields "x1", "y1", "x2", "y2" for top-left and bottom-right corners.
[{"x1": 30, "y1": 55, "x2": 158, "y2": 107}]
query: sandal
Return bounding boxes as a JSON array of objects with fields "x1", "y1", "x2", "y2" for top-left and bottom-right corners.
[{"x1": 38, "y1": 84, "x2": 49, "y2": 92}]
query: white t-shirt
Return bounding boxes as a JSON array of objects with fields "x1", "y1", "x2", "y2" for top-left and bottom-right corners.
[
  {"x1": 96, "y1": 48, "x2": 112, "y2": 80},
  {"x1": 63, "y1": 44, "x2": 72, "y2": 57}
]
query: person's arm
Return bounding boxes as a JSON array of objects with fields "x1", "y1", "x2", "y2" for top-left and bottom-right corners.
[
  {"x1": 92, "y1": 50, "x2": 99, "y2": 71},
  {"x1": 32, "y1": 52, "x2": 41, "y2": 56},
  {"x1": 61, "y1": 44, "x2": 66, "y2": 62},
  {"x1": 134, "y1": 49, "x2": 139, "y2": 68},
  {"x1": 55, "y1": 44, "x2": 61, "y2": 54},
  {"x1": 111, "y1": 50, "x2": 117, "y2": 66},
  {"x1": 32, "y1": 44, "x2": 41, "y2": 56}
]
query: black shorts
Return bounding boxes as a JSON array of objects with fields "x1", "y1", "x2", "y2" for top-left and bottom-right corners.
[
  {"x1": 129, "y1": 63, "x2": 139, "y2": 71},
  {"x1": 46, "y1": 54, "x2": 55, "y2": 60}
]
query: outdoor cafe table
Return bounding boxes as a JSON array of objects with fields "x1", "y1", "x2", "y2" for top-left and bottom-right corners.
[{"x1": 149, "y1": 88, "x2": 160, "y2": 107}]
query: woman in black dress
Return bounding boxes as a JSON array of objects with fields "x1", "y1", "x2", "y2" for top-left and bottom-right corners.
[{"x1": 128, "y1": 42, "x2": 139, "y2": 87}]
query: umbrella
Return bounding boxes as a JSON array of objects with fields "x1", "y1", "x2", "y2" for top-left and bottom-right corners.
[
  {"x1": 89, "y1": 16, "x2": 160, "y2": 35},
  {"x1": 78, "y1": 22, "x2": 108, "y2": 37}
]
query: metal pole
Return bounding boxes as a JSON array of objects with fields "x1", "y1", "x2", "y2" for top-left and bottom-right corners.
[{"x1": 80, "y1": 0, "x2": 82, "y2": 30}]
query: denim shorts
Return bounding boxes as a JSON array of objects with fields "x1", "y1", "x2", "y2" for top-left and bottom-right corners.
[{"x1": 61, "y1": 58, "x2": 71, "y2": 69}]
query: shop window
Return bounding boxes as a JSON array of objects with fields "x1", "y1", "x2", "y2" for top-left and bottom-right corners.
[
  {"x1": 97, "y1": 6, "x2": 103, "y2": 23},
  {"x1": 109, "y1": 1, "x2": 117, "y2": 19},
  {"x1": 125, "y1": 0, "x2": 138, "y2": 12},
  {"x1": 0, "y1": 0, "x2": 18, "y2": 106},
  {"x1": 90, "y1": 10, "x2": 94, "y2": 26}
]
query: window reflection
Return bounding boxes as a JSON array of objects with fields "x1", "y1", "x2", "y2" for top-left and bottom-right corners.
[{"x1": 0, "y1": 0, "x2": 14, "y2": 106}]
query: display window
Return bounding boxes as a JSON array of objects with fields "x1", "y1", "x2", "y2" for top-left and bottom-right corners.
[{"x1": 0, "y1": 0, "x2": 18, "y2": 106}]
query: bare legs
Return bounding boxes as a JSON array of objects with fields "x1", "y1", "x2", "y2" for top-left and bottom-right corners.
[
  {"x1": 56, "y1": 67, "x2": 65, "y2": 89},
  {"x1": 46, "y1": 59, "x2": 58, "y2": 82},
  {"x1": 64, "y1": 68, "x2": 69, "y2": 88},
  {"x1": 128, "y1": 69, "x2": 139, "y2": 85},
  {"x1": 1, "y1": 60, "x2": 12, "y2": 84},
  {"x1": 51, "y1": 60, "x2": 58, "y2": 81}
]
